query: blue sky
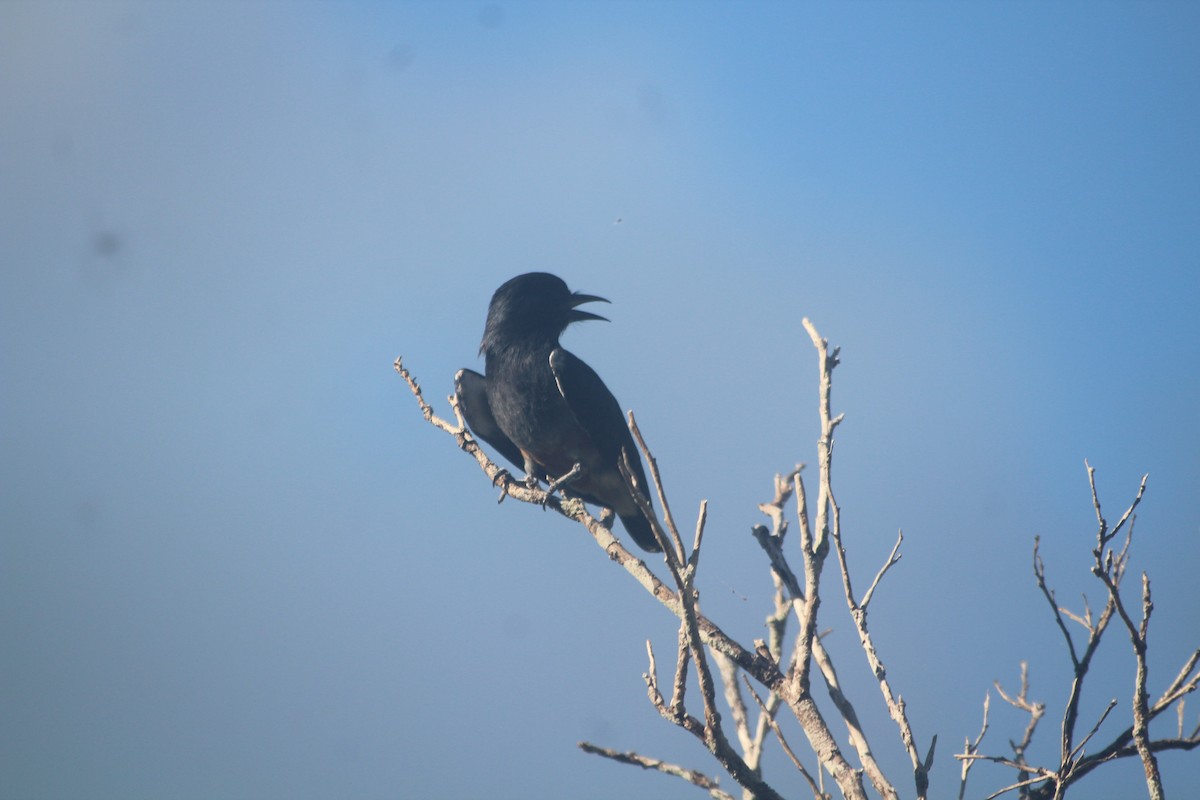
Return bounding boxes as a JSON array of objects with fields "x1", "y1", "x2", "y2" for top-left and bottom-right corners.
[{"x1": 2, "y1": 2, "x2": 1198, "y2": 798}]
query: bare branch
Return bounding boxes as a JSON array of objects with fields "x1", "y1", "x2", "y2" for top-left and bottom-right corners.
[
  {"x1": 1102, "y1": 468, "x2": 1148, "y2": 549},
  {"x1": 403, "y1": 358, "x2": 789, "y2": 693},
  {"x1": 758, "y1": 488, "x2": 876, "y2": 794},
  {"x1": 1157, "y1": 649, "x2": 1200, "y2": 711},
  {"x1": 751, "y1": 524, "x2": 803, "y2": 599},
  {"x1": 1085, "y1": 460, "x2": 1105, "y2": 533},
  {"x1": 1086, "y1": 465, "x2": 1162, "y2": 800},
  {"x1": 670, "y1": 622, "x2": 692, "y2": 721},
  {"x1": 1069, "y1": 698, "x2": 1117, "y2": 764},
  {"x1": 978, "y1": 773, "x2": 1053, "y2": 800},
  {"x1": 780, "y1": 469, "x2": 869, "y2": 797},
  {"x1": 797, "y1": 320, "x2": 917, "y2": 798},
  {"x1": 992, "y1": 662, "x2": 1046, "y2": 793},
  {"x1": 1032, "y1": 538, "x2": 1080, "y2": 668},
  {"x1": 627, "y1": 410, "x2": 687, "y2": 566},
  {"x1": 954, "y1": 752, "x2": 1057, "y2": 781},
  {"x1": 578, "y1": 742, "x2": 737, "y2": 800},
  {"x1": 713, "y1": 652, "x2": 753, "y2": 758},
  {"x1": 809, "y1": 635, "x2": 898, "y2": 800},
  {"x1": 689, "y1": 500, "x2": 708, "y2": 579},
  {"x1": 404, "y1": 308, "x2": 1198, "y2": 800},
  {"x1": 742, "y1": 675, "x2": 826, "y2": 800},
  {"x1": 958, "y1": 693, "x2": 991, "y2": 800},
  {"x1": 861, "y1": 530, "x2": 903, "y2": 612},
  {"x1": 646, "y1": 639, "x2": 705, "y2": 736},
  {"x1": 825, "y1": 474, "x2": 924, "y2": 797},
  {"x1": 646, "y1": 640, "x2": 664, "y2": 706},
  {"x1": 801, "y1": 317, "x2": 839, "y2": 556},
  {"x1": 788, "y1": 476, "x2": 822, "y2": 694},
  {"x1": 1057, "y1": 604, "x2": 1092, "y2": 633},
  {"x1": 619, "y1": 446, "x2": 682, "y2": 576},
  {"x1": 1031, "y1": 527, "x2": 1116, "y2": 770},
  {"x1": 1022, "y1": 734, "x2": 1200, "y2": 799},
  {"x1": 964, "y1": 466, "x2": 1198, "y2": 800},
  {"x1": 757, "y1": 467, "x2": 802, "y2": 545},
  {"x1": 744, "y1": 471, "x2": 803, "y2": 780},
  {"x1": 623, "y1": 422, "x2": 791, "y2": 800}
]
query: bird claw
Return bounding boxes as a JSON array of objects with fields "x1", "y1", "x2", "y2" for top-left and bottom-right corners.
[
  {"x1": 516, "y1": 473, "x2": 549, "y2": 508},
  {"x1": 490, "y1": 468, "x2": 514, "y2": 503},
  {"x1": 537, "y1": 484, "x2": 555, "y2": 510}
]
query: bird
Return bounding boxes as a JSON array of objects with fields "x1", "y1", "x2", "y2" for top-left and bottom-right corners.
[{"x1": 455, "y1": 272, "x2": 661, "y2": 553}]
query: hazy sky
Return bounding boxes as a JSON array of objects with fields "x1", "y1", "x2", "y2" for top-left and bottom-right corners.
[{"x1": 2, "y1": 2, "x2": 1198, "y2": 798}]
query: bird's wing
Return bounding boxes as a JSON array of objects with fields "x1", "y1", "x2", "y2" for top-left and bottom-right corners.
[
  {"x1": 454, "y1": 369, "x2": 540, "y2": 476},
  {"x1": 547, "y1": 348, "x2": 652, "y2": 493},
  {"x1": 548, "y1": 348, "x2": 661, "y2": 552}
]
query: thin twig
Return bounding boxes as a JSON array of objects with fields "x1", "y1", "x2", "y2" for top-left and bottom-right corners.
[
  {"x1": 578, "y1": 742, "x2": 737, "y2": 800},
  {"x1": 958, "y1": 693, "x2": 990, "y2": 800},
  {"x1": 628, "y1": 411, "x2": 686, "y2": 566},
  {"x1": 1032, "y1": 538, "x2": 1080, "y2": 668},
  {"x1": 988, "y1": 662, "x2": 1046, "y2": 800},
  {"x1": 978, "y1": 774, "x2": 1052, "y2": 800},
  {"x1": 861, "y1": 530, "x2": 903, "y2": 612},
  {"x1": 713, "y1": 652, "x2": 753, "y2": 758},
  {"x1": 1157, "y1": 649, "x2": 1200, "y2": 710},
  {"x1": 1069, "y1": 698, "x2": 1117, "y2": 764}
]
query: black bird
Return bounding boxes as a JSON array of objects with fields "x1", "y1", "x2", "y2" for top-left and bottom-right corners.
[{"x1": 455, "y1": 272, "x2": 661, "y2": 553}]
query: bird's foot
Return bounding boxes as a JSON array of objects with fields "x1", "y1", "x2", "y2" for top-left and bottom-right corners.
[
  {"x1": 517, "y1": 473, "x2": 550, "y2": 509},
  {"x1": 491, "y1": 469, "x2": 514, "y2": 504}
]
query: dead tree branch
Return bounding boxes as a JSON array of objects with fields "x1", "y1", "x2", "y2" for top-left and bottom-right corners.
[
  {"x1": 622, "y1": 428, "x2": 790, "y2": 800},
  {"x1": 956, "y1": 466, "x2": 1200, "y2": 800},
  {"x1": 401, "y1": 308, "x2": 1198, "y2": 800},
  {"x1": 958, "y1": 693, "x2": 990, "y2": 800},
  {"x1": 802, "y1": 317, "x2": 929, "y2": 800},
  {"x1": 1085, "y1": 464, "x2": 1162, "y2": 799},
  {"x1": 576, "y1": 742, "x2": 737, "y2": 800}
]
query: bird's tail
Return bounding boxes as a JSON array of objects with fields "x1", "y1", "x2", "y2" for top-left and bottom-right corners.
[{"x1": 619, "y1": 511, "x2": 663, "y2": 553}]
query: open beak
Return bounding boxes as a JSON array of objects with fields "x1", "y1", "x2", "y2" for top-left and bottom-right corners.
[{"x1": 567, "y1": 291, "x2": 610, "y2": 323}]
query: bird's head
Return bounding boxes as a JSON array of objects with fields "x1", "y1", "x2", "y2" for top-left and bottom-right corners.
[{"x1": 480, "y1": 272, "x2": 609, "y2": 354}]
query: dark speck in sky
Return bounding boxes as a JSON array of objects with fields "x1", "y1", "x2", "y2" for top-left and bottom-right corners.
[
  {"x1": 479, "y1": 3, "x2": 505, "y2": 30},
  {"x1": 389, "y1": 43, "x2": 414, "y2": 71},
  {"x1": 92, "y1": 230, "x2": 122, "y2": 258}
]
